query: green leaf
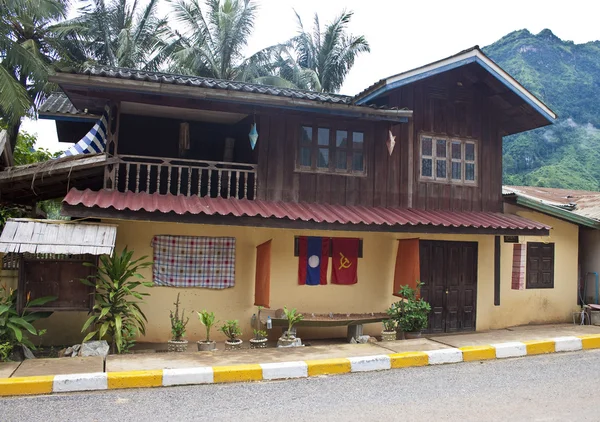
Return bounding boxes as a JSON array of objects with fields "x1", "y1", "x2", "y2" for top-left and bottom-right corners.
[
  {"x1": 82, "y1": 331, "x2": 97, "y2": 342},
  {"x1": 27, "y1": 296, "x2": 57, "y2": 307},
  {"x1": 81, "y1": 315, "x2": 96, "y2": 333},
  {"x1": 0, "y1": 305, "x2": 10, "y2": 315},
  {"x1": 11, "y1": 317, "x2": 36, "y2": 335},
  {"x1": 7, "y1": 322, "x2": 23, "y2": 341}
]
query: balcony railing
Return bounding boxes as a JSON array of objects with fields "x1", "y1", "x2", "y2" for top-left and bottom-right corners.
[{"x1": 104, "y1": 154, "x2": 257, "y2": 200}]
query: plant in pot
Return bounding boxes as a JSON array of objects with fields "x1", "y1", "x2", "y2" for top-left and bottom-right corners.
[
  {"x1": 197, "y1": 310, "x2": 217, "y2": 351},
  {"x1": 381, "y1": 319, "x2": 397, "y2": 342},
  {"x1": 168, "y1": 293, "x2": 189, "y2": 352},
  {"x1": 387, "y1": 283, "x2": 431, "y2": 339},
  {"x1": 278, "y1": 307, "x2": 303, "y2": 347},
  {"x1": 249, "y1": 329, "x2": 268, "y2": 349},
  {"x1": 220, "y1": 320, "x2": 242, "y2": 350}
]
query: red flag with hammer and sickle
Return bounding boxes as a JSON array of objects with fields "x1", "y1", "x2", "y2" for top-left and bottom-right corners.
[{"x1": 331, "y1": 238, "x2": 359, "y2": 285}]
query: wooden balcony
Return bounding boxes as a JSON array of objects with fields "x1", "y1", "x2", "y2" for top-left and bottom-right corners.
[{"x1": 104, "y1": 154, "x2": 257, "y2": 200}]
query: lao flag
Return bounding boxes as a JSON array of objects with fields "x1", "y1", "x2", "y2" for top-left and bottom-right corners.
[
  {"x1": 298, "y1": 236, "x2": 329, "y2": 286},
  {"x1": 332, "y1": 238, "x2": 359, "y2": 285}
]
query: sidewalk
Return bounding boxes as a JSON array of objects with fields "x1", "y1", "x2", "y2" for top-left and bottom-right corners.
[{"x1": 2, "y1": 323, "x2": 600, "y2": 396}]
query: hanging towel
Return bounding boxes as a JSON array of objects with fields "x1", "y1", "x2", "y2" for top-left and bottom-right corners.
[{"x1": 60, "y1": 105, "x2": 110, "y2": 157}]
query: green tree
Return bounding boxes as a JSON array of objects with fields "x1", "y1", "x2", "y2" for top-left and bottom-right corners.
[
  {"x1": 54, "y1": 0, "x2": 179, "y2": 71},
  {"x1": 286, "y1": 10, "x2": 370, "y2": 93},
  {"x1": 169, "y1": 0, "x2": 281, "y2": 82},
  {"x1": 0, "y1": 0, "x2": 71, "y2": 151}
]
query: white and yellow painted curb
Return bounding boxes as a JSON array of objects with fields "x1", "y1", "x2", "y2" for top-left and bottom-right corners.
[{"x1": 0, "y1": 334, "x2": 596, "y2": 397}]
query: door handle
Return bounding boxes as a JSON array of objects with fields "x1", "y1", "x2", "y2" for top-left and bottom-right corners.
[{"x1": 445, "y1": 289, "x2": 449, "y2": 294}]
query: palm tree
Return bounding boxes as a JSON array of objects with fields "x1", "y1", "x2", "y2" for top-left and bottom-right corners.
[
  {"x1": 287, "y1": 10, "x2": 370, "y2": 93},
  {"x1": 169, "y1": 0, "x2": 281, "y2": 82},
  {"x1": 0, "y1": 0, "x2": 69, "y2": 151},
  {"x1": 54, "y1": 0, "x2": 179, "y2": 71}
]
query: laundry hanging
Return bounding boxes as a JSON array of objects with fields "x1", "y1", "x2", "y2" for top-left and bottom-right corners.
[{"x1": 60, "y1": 105, "x2": 110, "y2": 157}]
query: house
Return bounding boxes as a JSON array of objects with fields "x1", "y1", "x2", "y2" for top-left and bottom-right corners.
[
  {"x1": 503, "y1": 186, "x2": 600, "y2": 307},
  {"x1": 0, "y1": 46, "x2": 580, "y2": 345}
]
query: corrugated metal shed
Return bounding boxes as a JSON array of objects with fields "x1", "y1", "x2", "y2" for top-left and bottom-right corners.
[
  {"x1": 64, "y1": 188, "x2": 549, "y2": 232},
  {"x1": 39, "y1": 92, "x2": 91, "y2": 116},
  {"x1": 0, "y1": 219, "x2": 117, "y2": 255}
]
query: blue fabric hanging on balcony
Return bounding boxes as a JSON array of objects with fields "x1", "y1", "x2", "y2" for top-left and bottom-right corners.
[{"x1": 60, "y1": 106, "x2": 110, "y2": 157}]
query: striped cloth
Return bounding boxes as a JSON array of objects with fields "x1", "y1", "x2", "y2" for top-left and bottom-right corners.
[
  {"x1": 151, "y1": 235, "x2": 236, "y2": 288},
  {"x1": 60, "y1": 105, "x2": 109, "y2": 157}
]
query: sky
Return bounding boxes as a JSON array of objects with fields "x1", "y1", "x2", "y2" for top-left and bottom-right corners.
[{"x1": 23, "y1": 0, "x2": 600, "y2": 152}]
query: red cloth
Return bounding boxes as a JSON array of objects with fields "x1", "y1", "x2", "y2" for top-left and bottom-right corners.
[
  {"x1": 331, "y1": 238, "x2": 359, "y2": 285},
  {"x1": 254, "y1": 240, "x2": 271, "y2": 307},
  {"x1": 298, "y1": 236, "x2": 329, "y2": 285},
  {"x1": 393, "y1": 239, "x2": 420, "y2": 297}
]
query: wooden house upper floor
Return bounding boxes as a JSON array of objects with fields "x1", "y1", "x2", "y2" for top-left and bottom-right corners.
[{"x1": 0, "y1": 47, "x2": 556, "y2": 216}]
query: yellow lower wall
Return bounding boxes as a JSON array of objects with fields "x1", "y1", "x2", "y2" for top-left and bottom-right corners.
[{"x1": 7, "y1": 205, "x2": 580, "y2": 346}]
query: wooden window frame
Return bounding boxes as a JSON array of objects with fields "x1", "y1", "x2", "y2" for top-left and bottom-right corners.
[
  {"x1": 296, "y1": 123, "x2": 367, "y2": 177},
  {"x1": 419, "y1": 133, "x2": 478, "y2": 185},
  {"x1": 526, "y1": 242, "x2": 555, "y2": 289}
]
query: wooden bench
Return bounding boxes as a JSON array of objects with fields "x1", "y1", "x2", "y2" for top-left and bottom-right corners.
[{"x1": 259, "y1": 308, "x2": 388, "y2": 342}]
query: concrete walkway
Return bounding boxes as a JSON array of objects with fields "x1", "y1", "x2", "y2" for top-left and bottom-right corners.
[{"x1": 1, "y1": 323, "x2": 599, "y2": 378}]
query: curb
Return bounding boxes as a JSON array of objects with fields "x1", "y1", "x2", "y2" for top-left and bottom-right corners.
[{"x1": 0, "y1": 334, "x2": 597, "y2": 397}]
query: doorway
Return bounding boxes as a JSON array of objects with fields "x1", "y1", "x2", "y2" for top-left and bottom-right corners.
[{"x1": 419, "y1": 240, "x2": 478, "y2": 333}]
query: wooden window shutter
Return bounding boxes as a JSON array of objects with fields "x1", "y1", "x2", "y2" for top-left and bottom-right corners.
[
  {"x1": 254, "y1": 240, "x2": 272, "y2": 308},
  {"x1": 511, "y1": 244, "x2": 526, "y2": 290},
  {"x1": 393, "y1": 239, "x2": 420, "y2": 297}
]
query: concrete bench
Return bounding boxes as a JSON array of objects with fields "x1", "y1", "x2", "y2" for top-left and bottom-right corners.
[{"x1": 259, "y1": 308, "x2": 388, "y2": 342}]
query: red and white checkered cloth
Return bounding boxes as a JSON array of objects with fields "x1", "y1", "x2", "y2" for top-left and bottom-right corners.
[{"x1": 151, "y1": 235, "x2": 235, "y2": 289}]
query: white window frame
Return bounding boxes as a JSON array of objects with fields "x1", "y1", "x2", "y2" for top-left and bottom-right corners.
[{"x1": 419, "y1": 134, "x2": 478, "y2": 185}]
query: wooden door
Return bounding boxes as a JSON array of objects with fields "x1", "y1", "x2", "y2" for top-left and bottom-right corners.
[{"x1": 419, "y1": 240, "x2": 478, "y2": 333}]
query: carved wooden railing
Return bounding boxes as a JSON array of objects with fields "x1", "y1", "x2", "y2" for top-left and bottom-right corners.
[{"x1": 104, "y1": 154, "x2": 257, "y2": 200}]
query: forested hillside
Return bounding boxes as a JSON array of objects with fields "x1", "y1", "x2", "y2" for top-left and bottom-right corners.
[{"x1": 484, "y1": 29, "x2": 600, "y2": 190}]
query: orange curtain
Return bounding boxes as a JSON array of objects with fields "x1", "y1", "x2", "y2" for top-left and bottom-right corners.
[
  {"x1": 393, "y1": 239, "x2": 420, "y2": 297},
  {"x1": 254, "y1": 240, "x2": 272, "y2": 308}
]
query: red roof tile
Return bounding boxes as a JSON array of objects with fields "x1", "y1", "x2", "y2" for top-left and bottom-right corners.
[{"x1": 63, "y1": 189, "x2": 550, "y2": 232}]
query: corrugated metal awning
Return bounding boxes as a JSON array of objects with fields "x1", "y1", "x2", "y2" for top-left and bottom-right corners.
[
  {"x1": 63, "y1": 188, "x2": 550, "y2": 233},
  {"x1": 0, "y1": 218, "x2": 117, "y2": 255}
]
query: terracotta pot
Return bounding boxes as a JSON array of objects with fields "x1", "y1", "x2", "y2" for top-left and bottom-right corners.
[
  {"x1": 167, "y1": 339, "x2": 189, "y2": 352},
  {"x1": 197, "y1": 340, "x2": 216, "y2": 351},
  {"x1": 381, "y1": 331, "x2": 397, "y2": 342},
  {"x1": 225, "y1": 339, "x2": 243, "y2": 350},
  {"x1": 249, "y1": 338, "x2": 268, "y2": 349},
  {"x1": 404, "y1": 331, "x2": 422, "y2": 339}
]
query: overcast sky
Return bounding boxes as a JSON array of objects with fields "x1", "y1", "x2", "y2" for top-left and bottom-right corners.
[{"x1": 24, "y1": 0, "x2": 600, "y2": 152}]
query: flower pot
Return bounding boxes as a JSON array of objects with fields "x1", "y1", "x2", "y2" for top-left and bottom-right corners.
[
  {"x1": 249, "y1": 338, "x2": 268, "y2": 349},
  {"x1": 381, "y1": 331, "x2": 397, "y2": 342},
  {"x1": 167, "y1": 339, "x2": 189, "y2": 352},
  {"x1": 277, "y1": 336, "x2": 302, "y2": 348},
  {"x1": 197, "y1": 340, "x2": 216, "y2": 351},
  {"x1": 225, "y1": 339, "x2": 243, "y2": 350},
  {"x1": 395, "y1": 330, "x2": 405, "y2": 340},
  {"x1": 404, "y1": 331, "x2": 422, "y2": 339}
]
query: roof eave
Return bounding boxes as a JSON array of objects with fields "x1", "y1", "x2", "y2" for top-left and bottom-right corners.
[{"x1": 50, "y1": 73, "x2": 413, "y2": 123}]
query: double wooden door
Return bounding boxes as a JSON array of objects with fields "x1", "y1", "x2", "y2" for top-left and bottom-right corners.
[{"x1": 419, "y1": 240, "x2": 478, "y2": 334}]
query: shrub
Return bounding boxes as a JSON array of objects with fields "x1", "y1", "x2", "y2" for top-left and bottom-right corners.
[
  {"x1": 382, "y1": 319, "x2": 396, "y2": 332},
  {"x1": 283, "y1": 307, "x2": 303, "y2": 339},
  {"x1": 169, "y1": 293, "x2": 189, "y2": 341},
  {"x1": 219, "y1": 320, "x2": 241, "y2": 342},
  {"x1": 253, "y1": 329, "x2": 267, "y2": 340},
  {"x1": 81, "y1": 247, "x2": 152, "y2": 354},
  {"x1": 387, "y1": 283, "x2": 431, "y2": 333}
]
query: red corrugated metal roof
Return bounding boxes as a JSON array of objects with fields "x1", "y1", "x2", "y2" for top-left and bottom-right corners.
[{"x1": 63, "y1": 188, "x2": 550, "y2": 231}]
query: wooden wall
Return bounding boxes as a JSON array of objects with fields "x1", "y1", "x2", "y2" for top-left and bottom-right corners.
[{"x1": 256, "y1": 70, "x2": 503, "y2": 212}]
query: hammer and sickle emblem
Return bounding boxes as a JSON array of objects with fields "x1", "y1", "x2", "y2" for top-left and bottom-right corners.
[{"x1": 338, "y1": 252, "x2": 352, "y2": 270}]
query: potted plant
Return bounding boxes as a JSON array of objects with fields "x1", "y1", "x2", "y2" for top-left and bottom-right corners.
[
  {"x1": 278, "y1": 307, "x2": 303, "y2": 347},
  {"x1": 168, "y1": 293, "x2": 189, "y2": 352},
  {"x1": 249, "y1": 329, "x2": 268, "y2": 349},
  {"x1": 220, "y1": 320, "x2": 242, "y2": 350},
  {"x1": 387, "y1": 283, "x2": 431, "y2": 340},
  {"x1": 381, "y1": 319, "x2": 397, "y2": 342},
  {"x1": 197, "y1": 310, "x2": 218, "y2": 351}
]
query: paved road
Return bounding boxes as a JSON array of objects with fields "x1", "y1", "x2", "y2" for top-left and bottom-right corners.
[{"x1": 2, "y1": 350, "x2": 600, "y2": 421}]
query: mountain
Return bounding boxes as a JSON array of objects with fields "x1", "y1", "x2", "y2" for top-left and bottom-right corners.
[{"x1": 483, "y1": 29, "x2": 600, "y2": 190}]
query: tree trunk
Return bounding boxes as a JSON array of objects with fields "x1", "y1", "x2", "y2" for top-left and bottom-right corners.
[{"x1": 7, "y1": 121, "x2": 20, "y2": 153}]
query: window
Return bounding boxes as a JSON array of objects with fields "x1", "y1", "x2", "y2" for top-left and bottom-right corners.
[
  {"x1": 526, "y1": 242, "x2": 555, "y2": 289},
  {"x1": 297, "y1": 125, "x2": 365, "y2": 176},
  {"x1": 420, "y1": 134, "x2": 477, "y2": 184}
]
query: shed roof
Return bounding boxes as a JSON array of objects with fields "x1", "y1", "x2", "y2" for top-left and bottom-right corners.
[
  {"x1": 38, "y1": 92, "x2": 99, "y2": 121},
  {"x1": 503, "y1": 186, "x2": 600, "y2": 229},
  {"x1": 0, "y1": 218, "x2": 117, "y2": 255}
]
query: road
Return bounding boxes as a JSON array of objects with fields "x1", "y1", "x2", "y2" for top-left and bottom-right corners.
[{"x1": 2, "y1": 350, "x2": 600, "y2": 421}]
